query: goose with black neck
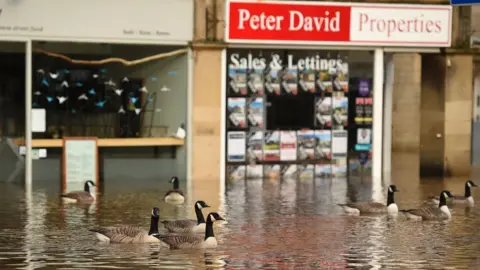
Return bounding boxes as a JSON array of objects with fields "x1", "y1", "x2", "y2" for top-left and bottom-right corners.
[
  {"x1": 161, "y1": 200, "x2": 211, "y2": 233},
  {"x1": 164, "y1": 176, "x2": 185, "y2": 204},
  {"x1": 428, "y1": 180, "x2": 478, "y2": 206},
  {"x1": 338, "y1": 185, "x2": 400, "y2": 215},
  {"x1": 154, "y1": 212, "x2": 225, "y2": 249},
  {"x1": 88, "y1": 207, "x2": 168, "y2": 245},
  {"x1": 401, "y1": 190, "x2": 454, "y2": 221}
]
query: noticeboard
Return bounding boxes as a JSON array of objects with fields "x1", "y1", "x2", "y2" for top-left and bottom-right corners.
[{"x1": 62, "y1": 137, "x2": 99, "y2": 193}]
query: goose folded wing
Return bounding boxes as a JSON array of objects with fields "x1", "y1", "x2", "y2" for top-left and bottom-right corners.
[
  {"x1": 162, "y1": 220, "x2": 197, "y2": 231},
  {"x1": 62, "y1": 191, "x2": 91, "y2": 200},
  {"x1": 158, "y1": 234, "x2": 203, "y2": 249},
  {"x1": 404, "y1": 207, "x2": 446, "y2": 220},
  {"x1": 347, "y1": 202, "x2": 386, "y2": 213},
  {"x1": 90, "y1": 226, "x2": 145, "y2": 238}
]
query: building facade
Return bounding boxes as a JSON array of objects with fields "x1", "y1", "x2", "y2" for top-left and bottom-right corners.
[{"x1": 191, "y1": 0, "x2": 476, "y2": 190}]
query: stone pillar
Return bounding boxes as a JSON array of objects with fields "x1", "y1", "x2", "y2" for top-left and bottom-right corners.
[
  {"x1": 443, "y1": 54, "x2": 473, "y2": 176},
  {"x1": 392, "y1": 53, "x2": 422, "y2": 154},
  {"x1": 191, "y1": 46, "x2": 223, "y2": 210}
]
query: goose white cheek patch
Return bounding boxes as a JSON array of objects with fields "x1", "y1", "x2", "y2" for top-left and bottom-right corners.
[{"x1": 388, "y1": 187, "x2": 392, "y2": 193}]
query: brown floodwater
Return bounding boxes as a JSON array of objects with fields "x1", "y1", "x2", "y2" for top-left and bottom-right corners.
[{"x1": 0, "y1": 157, "x2": 479, "y2": 269}]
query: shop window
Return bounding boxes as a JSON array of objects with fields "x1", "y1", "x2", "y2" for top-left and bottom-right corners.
[
  {"x1": 29, "y1": 42, "x2": 187, "y2": 140},
  {"x1": 224, "y1": 49, "x2": 373, "y2": 182}
]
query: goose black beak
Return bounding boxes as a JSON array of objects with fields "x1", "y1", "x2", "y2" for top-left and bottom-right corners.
[
  {"x1": 205, "y1": 204, "x2": 211, "y2": 208},
  {"x1": 217, "y1": 217, "x2": 225, "y2": 221},
  {"x1": 473, "y1": 183, "x2": 479, "y2": 187}
]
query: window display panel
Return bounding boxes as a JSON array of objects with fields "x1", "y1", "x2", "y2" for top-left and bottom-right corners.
[
  {"x1": 31, "y1": 42, "x2": 188, "y2": 140},
  {"x1": 225, "y1": 49, "x2": 373, "y2": 181}
]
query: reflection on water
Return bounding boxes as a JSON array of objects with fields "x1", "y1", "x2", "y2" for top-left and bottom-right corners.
[{"x1": 1, "y1": 168, "x2": 480, "y2": 269}]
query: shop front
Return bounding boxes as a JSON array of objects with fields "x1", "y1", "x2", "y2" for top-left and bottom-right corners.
[
  {"x1": 0, "y1": 0, "x2": 194, "y2": 189},
  {"x1": 222, "y1": 0, "x2": 452, "y2": 183}
]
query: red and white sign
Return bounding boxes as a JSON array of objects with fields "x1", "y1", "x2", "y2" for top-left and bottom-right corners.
[{"x1": 226, "y1": 0, "x2": 452, "y2": 47}]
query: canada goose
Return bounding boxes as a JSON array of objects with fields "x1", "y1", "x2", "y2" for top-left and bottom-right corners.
[
  {"x1": 161, "y1": 200, "x2": 210, "y2": 233},
  {"x1": 427, "y1": 180, "x2": 478, "y2": 206},
  {"x1": 60, "y1": 180, "x2": 96, "y2": 204},
  {"x1": 164, "y1": 176, "x2": 185, "y2": 204},
  {"x1": 89, "y1": 207, "x2": 168, "y2": 246},
  {"x1": 401, "y1": 190, "x2": 454, "y2": 221},
  {"x1": 154, "y1": 212, "x2": 225, "y2": 249},
  {"x1": 338, "y1": 184, "x2": 400, "y2": 215}
]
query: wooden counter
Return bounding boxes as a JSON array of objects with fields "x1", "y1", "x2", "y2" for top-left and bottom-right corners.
[{"x1": 13, "y1": 137, "x2": 185, "y2": 148}]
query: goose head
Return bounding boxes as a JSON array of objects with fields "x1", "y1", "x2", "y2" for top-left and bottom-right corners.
[
  {"x1": 151, "y1": 207, "x2": 160, "y2": 218},
  {"x1": 84, "y1": 180, "x2": 96, "y2": 192},
  {"x1": 388, "y1": 185, "x2": 399, "y2": 193},
  {"x1": 466, "y1": 180, "x2": 478, "y2": 188},
  {"x1": 440, "y1": 190, "x2": 454, "y2": 200},
  {"x1": 169, "y1": 176, "x2": 179, "y2": 184},
  {"x1": 206, "y1": 212, "x2": 225, "y2": 223},
  {"x1": 196, "y1": 200, "x2": 210, "y2": 209}
]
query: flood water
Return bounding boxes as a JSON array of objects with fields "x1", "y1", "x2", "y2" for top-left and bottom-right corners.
[{"x1": 1, "y1": 167, "x2": 479, "y2": 269}]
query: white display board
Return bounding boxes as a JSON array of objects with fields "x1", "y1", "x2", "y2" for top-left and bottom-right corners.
[
  {"x1": 0, "y1": 0, "x2": 193, "y2": 43},
  {"x1": 62, "y1": 137, "x2": 98, "y2": 193}
]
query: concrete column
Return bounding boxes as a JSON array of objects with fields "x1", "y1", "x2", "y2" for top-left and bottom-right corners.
[
  {"x1": 191, "y1": 46, "x2": 223, "y2": 210},
  {"x1": 443, "y1": 54, "x2": 473, "y2": 176},
  {"x1": 392, "y1": 53, "x2": 422, "y2": 154},
  {"x1": 383, "y1": 54, "x2": 394, "y2": 175},
  {"x1": 372, "y1": 49, "x2": 384, "y2": 181}
]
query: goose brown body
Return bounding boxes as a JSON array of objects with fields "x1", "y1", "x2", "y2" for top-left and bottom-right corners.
[
  {"x1": 89, "y1": 226, "x2": 161, "y2": 243},
  {"x1": 161, "y1": 201, "x2": 210, "y2": 233},
  {"x1": 61, "y1": 180, "x2": 95, "y2": 203},
  {"x1": 155, "y1": 212, "x2": 225, "y2": 249},
  {"x1": 338, "y1": 185, "x2": 399, "y2": 214},
  {"x1": 401, "y1": 190, "x2": 454, "y2": 221},
  {"x1": 89, "y1": 207, "x2": 167, "y2": 246}
]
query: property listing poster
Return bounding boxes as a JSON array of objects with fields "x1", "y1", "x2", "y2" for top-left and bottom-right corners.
[
  {"x1": 227, "y1": 98, "x2": 247, "y2": 128},
  {"x1": 332, "y1": 97, "x2": 348, "y2": 129},
  {"x1": 332, "y1": 130, "x2": 348, "y2": 159},
  {"x1": 228, "y1": 67, "x2": 247, "y2": 95},
  {"x1": 363, "y1": 98, "x2": 373, "y2": 123},
  {"x1": 355, "y1": 98, "x2": 365, "y2": 124},
  {"x1": 317, "y1": 69, "x2": 333, "y2": 92},
  {"x1": 248, "y1": 69, "x2": 264, "y2": 95},
  {"x1": 263, "y1": 131, "x2": 280, "y2": 161},
  {"x1": 297, "y1": 130, "x2": 315, "y2": 161},
  {"x1": 280, "y1": 131, "x2": 297, "y2": 161},
  {"x1": 247, "y1": 131, "x2": 263, "y2": 163},
  {"x1": 299, "y1": 68, "x2": 316, "y2": 93},
  {"x1": 315, "y1": 97, "x2": 332, "y2": 128},
  {"x1": 282, "y1": 68, "x2": 298, "y2": 95},
  {"x1": 332, "y1": 63, "x2": 349, "y2": 93},
  {"x1": 247, "y1": 97, "x2": 264, "y2": 127},
  {"x1": 315, "y1": 130, "x2": 332, "y2": 160},
  {"x1": 265, "y1": 66, "x2": 282, "y2": 95},
  {"x1": 227, "y1": 131, "x2": 246, "y2": 162}
]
